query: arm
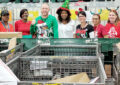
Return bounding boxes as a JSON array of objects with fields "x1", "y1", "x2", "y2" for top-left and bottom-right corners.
[
  {"x1": 15, "y1": 21, "x2": 18, "y2": 32},
  {"x1": 75, "y1": 25, "x2": 80, "y2": 38},
  {"x1": 104, "y1": 35, "x2": 108, "y2": 38},
  {"x1": 73, "y1": 34, "x2": 76, "y2": 38},
  {"x1": 102, "y1": 25, "x2": 108, "y2": 38},
  {"x1": 88, "y1": 25, "x2": 94, "y2": 38},
  {"x1": 30, "y1": 19, "x2": 37, "y2": 35},
  {"x1": 72, "y1": 21, "x2": 76, "y2": 38},
  {"x1": 10, "y1": 24, "x2": 14, "y2": 32},
  {"x1": 52, "y1": 17, "x2": 58, "y2": 38}
]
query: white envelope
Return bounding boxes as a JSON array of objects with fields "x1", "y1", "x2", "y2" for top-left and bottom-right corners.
[{"x1": 0, "y1": 59, "x2": 19, "y2": 82}]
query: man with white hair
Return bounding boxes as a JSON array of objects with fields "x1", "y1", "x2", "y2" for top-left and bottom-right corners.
[{"x1": 30, "y1": 3, "x2": 58, "y2": 38}]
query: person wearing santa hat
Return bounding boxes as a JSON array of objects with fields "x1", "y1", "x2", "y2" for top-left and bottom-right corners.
[{"x1": 56, "y1": 0, "x2": 76, "y2": 38}]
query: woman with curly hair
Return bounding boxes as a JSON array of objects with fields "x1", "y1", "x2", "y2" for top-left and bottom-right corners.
[{"x1": 56, "y1": 0, "x2": 76, "y2": 38}]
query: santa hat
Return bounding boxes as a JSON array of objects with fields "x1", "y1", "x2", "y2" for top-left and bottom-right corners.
[{"x1": 56, "y1": 0, "x2": 71, "y2": 15}]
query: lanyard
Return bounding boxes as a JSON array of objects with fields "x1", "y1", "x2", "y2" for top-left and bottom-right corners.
[{"x1": 1, "y1": 21, "x2": 10, "y2": 32}]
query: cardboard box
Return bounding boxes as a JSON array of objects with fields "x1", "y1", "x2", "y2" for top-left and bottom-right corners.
[
  {"x1": 116, "y1": 43, "x2": 120, "y2": 51},
  {"x1": 113, "y1": 43, "x2": 120, "y2": 55},
  {"x1": 7, "y1": 38, "x2": 16, "y2": 62},
  {"x1": 0, "y1": 32, "x2": 22, "y2": 38},
  {"x1": 105, "y1": 65, "x2": 111, "y2": 78},
  {"x1": 92, "y1": 68, "x2": 97, "y2": 77},
  {"x1": 50, "y1": 72, "x2": 90, "y2": 83},
  {"x1": 8, "y1": 38, "x2": 16, "y2": 50}
]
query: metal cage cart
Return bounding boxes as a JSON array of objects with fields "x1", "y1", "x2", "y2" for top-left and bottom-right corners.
[
  {"x1": 6, "y1": 55, "x2": 107, "y2": 85},
  {"x1": 113, "y1": 44, "x2": 120, "y2": 85},
  {"x1": 0, "y1": 43, "x2": 24, "y2": 63},
  {"x1": 22, "y1": 44, "x2": 104, "y2": 63}
]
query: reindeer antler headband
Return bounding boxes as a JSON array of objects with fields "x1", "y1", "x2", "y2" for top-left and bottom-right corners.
[
  {"x1": 90, "y1": 9, "x2": 102, "y2": 15},
  {"x1": 106, "y1": 6, "x2": 119, "y2": 11},
  {"x1": 75, "y1": 8, "x2": 84, "y2": 15}
]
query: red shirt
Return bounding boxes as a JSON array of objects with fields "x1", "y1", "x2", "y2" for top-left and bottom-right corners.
[
  {"x1": 105, "y1": 22, "x2": 120, "y2": 38},
  {"x1": 15, "y1": 20, "x2": 31, "y2": 35},
  {"x1": 0, "y1": 22, "x2": 14, "y2": 32},
  {"x1": 94, "y1": 24, "x2": 107, "y2": 38}
]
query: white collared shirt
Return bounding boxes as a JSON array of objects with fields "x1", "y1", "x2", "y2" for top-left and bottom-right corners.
[{"x1": 58, "y1": 20, "x2": 76, "y2": 38}]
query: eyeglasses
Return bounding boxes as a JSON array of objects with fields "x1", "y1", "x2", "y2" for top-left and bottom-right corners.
[
  {"x1": 79, "y1": 16, "x2": 85, "y2": 17},
  {"x1": 92, "y1": 18, "x2": 99, "y2": 20}
]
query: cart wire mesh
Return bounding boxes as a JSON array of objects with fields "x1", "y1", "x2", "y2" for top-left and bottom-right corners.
[
  {"x1": 113, "y1": 44, "x2": 120, "y2": 71},
  {"x1": 22, "y1": 44, "x2": 104, "y2": 63},
  {"x1": 6, "y1": 56, "x2": 107, "y2": 85},
  {"x1": 113, "y1": 44, "x2": 120, "y2": 85},
  {"x1": 22, "y1": 44, "x2": 100, "y2": 57},
  {"x1": 0, "y1": 43, "x2": 24, "y2": 63}
]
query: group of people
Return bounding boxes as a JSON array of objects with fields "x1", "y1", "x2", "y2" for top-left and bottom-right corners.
[{"x1": 0, "y1": 0, "x2": 120, "y2": 39}]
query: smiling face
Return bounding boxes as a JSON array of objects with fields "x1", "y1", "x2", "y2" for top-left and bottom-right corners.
[
  {"x1": 61, "y1": 10, "x2": 68, "y2": 20},
  {"x1": 41, "y1": 3, "x2": 50, "y2": 17},
  {"x1": 21, "y1": 11, "x2": 29, "y2": 20},
  {"x1": 78, "y1": 13, "x2": 86, "y2": 23},
  {"x1": 108, "y1": 11, "x2": 118, "y2": 24},
  {"x1": 92, "y1": 15, "x2": 100, "y2": 26}
]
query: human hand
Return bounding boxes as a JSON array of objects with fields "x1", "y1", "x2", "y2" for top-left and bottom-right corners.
[{"x1": 31, "y1": 19, "x2": 36, "y2": 25}]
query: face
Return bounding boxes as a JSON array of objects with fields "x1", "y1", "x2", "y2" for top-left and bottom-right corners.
[
  {"x1": 61, "y1": 10, "x2": 68, "y2": 20},
  {"x1": 92, "y1": 15, "x2": 100, "y2": 26},
  {"x1": 108, "y1": 12, "x2": 117, "y2": 23},
  {"x1": 41, "y1": 4, "x2": 50, "y2": 17},
  {"x1": 22, "y1": 11, "x2": 29, "y2": 19},
  {"x1": 78, "y1": 14, "x2": 86, "y2": 23},
  {"x1": 2, "y1": 15, "x2": 9, "y2": 22}
]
